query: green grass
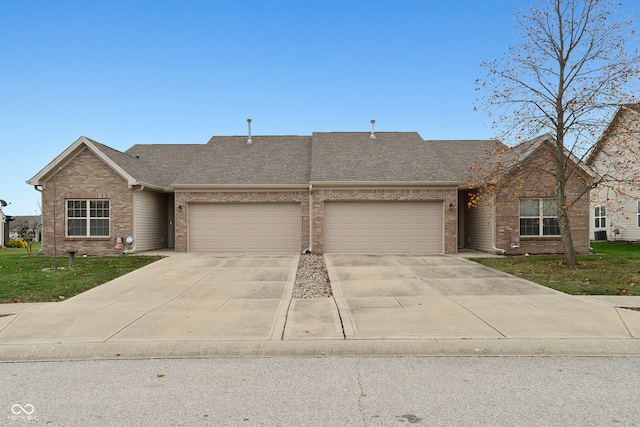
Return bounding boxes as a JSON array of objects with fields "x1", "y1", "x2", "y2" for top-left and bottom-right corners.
[
  {"x1": 0, "y1": 243, "x2": 163, "y2": 303},
  {"x1": 472, "y1": 241, "x2": 640, "y2": 296}
]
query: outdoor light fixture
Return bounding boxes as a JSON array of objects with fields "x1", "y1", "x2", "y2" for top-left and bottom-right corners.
[
  {"x1": 177, "y1": 205, "x2": 183, "y2": 212},
  {"x1": 449, "y1": 203, "x2": 454, "y2": 210}
]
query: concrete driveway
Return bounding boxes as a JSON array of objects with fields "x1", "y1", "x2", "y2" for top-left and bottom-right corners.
[
  {"x1": 0, "y1": 253, "x2": 297, "y2": 344},
  {"x1": 1, "y1": 252, "x2": 640, "y2": 359},
  {"x1": 326, "y1": 254, "x2": 640, "y2": 340}
]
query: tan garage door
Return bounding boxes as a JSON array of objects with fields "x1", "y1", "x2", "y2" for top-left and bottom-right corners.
[
  {"x1": 324, "y1": 201, "x2": 443, "y2": 253},
  {"x1": 189, "y1": 203, "x2": 300, "y2": 252}
]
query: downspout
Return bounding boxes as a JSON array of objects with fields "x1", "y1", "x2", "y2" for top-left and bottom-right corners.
[
  {"x1": 307, "y1": 184, "x2": 313, "y2": 253},
  {"x1": 124, "y1": 185, "x2": 144, "y2": 254},
  {"x1": 491, "y1": 199, "x2": 506, "y2": 254},
  {"x1": 33, "y1": 185, "x2": 44, "y2": 247}
]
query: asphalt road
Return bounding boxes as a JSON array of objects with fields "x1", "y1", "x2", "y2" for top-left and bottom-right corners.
[{"x1": 2, "y1": 356, "x2": 639, "y2": 426}]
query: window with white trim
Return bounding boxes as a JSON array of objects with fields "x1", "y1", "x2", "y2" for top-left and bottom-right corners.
[
  {"x1": 519, "y1": 198, "x2": 560, "y2": 236},
  {"x1": 66, "y1": 199, "x2": 110, "y2": 237},
  {"x1": 594, "y1": 205, "x2": 606, "y2": 229}
]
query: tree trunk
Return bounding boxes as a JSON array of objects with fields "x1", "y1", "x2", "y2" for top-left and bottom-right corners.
[
  {"x1": 557, "y1": 201, "x2": 578, "y2": 266},
  {"x1": 554, "y1": 141, "x2": 578, "y2": 266}
]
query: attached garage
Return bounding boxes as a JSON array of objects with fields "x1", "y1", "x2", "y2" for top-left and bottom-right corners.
[
  {"x1": 324, "y1": 201, "x2": 443, "y2": 253},
  {"x1": 188, "y1": 203, "x2": 301, "y2": 252}
]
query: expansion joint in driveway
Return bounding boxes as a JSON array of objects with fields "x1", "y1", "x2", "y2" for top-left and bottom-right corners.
[{"x1": 280, "y1": 254, "x2": 347, "y2": 340}]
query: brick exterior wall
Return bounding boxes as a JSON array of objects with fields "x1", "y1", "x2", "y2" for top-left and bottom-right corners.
[
  {"x1": 39, "y1": 145, "x2": 588, "y2": 257},
  {"x1": 174, "y1": 190, "x2": 310, "y2": 252},
  {"x1": 493, "y1": 146, "x2": 591, "y2": 255},
  {"x1": 40, "y1": 148, "x2": 134, "y2": 256},
  {"x1": 311, "y1": 187, "x2": 458, "y2": 254}
]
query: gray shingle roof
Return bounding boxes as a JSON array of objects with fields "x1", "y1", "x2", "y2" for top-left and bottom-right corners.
[
  {"x1": 127, "y1": 136, "x2": 312, "y2": 186},
  {"x1": 424, "y1": 139, "x2": 504, "y2": 183},
  {"x1": 180, "y1": 136, "x2": 311, "y2": 185},
  {"x1": 41, "y1": 132, "x2": 518, "y2": 190},
  {"x1": 89, "y1": 139, "x2": 165, "y2": 188},
  {"x1": 310, "y1": 132, "x2": 462, "y2": 183},
  {"x1": 124, "y1": 143, "x2": 205, "y2": 187}
]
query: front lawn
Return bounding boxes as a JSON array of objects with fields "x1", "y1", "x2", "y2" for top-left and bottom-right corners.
[
  {"x1": 0, "y1": 244, "x2": 162, "y2": 303},
  {"x1": 472, "y1": 241, "x2": 640, "y2": 295}
]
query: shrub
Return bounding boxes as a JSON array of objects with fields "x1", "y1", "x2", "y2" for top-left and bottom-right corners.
[{"x1": 6, "y1": 239, "x2": 28, "y2": 249}]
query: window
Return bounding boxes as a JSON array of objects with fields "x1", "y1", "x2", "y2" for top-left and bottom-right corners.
[
  {"x1": 519, "y1": 198, "x2": 560, "y2": 236},
  {"x1": 66, "y1": 199, "x2": 110, "y2": 237},
  {"x1": 594, "y1": 206, "x2": 606, "y2": 229}
]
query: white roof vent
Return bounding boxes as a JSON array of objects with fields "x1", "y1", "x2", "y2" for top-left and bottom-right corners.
[
  {"x1": 247, "y1": 118, "x2": 253, "y2": 144},
  {"x1": 370, "y1": 119, "x2": 376, "y2": 139}
]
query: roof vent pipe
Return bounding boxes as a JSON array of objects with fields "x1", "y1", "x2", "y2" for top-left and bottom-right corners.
[
  {"x1": 370, "y1": 119, "x2": 376, "y2": 139},
  {"x1": 247, "y1": 118, "x2": 253, "y2": 144}
]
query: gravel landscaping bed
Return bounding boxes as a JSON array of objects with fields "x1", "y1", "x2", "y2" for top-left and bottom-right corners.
[{"x1": 293, "y1": 254, "x2": 333, "y2": 298}]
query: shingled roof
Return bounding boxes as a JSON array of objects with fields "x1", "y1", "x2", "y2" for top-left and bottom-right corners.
[
  {"x1": 29, "y1": 132, "x2": 527, "y2": 190},
  {"x1": 174, "y1": 136, "x2": 312, "y2": 186},
  {"x1": 310, "y1": 132, "x2": 461, "y2": 183},
  {"x1": 90, "y1": 139, "x2": 165, "y2": 188},
  {"x1": 424, "y1": 139, "x2": 504, "y2": 184},
  {"x1": 124, "y1": 143, "x2": 208, "y2": 188}
]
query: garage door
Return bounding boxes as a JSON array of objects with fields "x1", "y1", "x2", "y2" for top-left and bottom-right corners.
[
  {"x1": 324, "y1": 201, "x2": 443, "y2": 253},
  {"x1": 189, "y1": 203, "x2": 300, "y2": 252}
]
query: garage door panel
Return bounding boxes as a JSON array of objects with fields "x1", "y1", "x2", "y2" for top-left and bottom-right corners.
[
  {"x1": 324, "y1": 201, "x2": 443, "y2": 254},
  {"x1": 189, "y1": 203, "x2": 300, "y2": 252}
]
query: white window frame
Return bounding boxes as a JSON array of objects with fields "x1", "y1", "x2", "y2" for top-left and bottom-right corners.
[
  {"x1": 519, "y1": 198, "x2": 561, "y2": 237},
  {"x1": 66, "y1": 199, "x2": 110, "y2": 237},
  {"x1": 594, "y1": 205, "x2": 607, "y2": 230}
]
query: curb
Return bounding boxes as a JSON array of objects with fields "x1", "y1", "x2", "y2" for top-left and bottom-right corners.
[{"x1": 2, "y1": 338, "x2": 640, "y2": 362}]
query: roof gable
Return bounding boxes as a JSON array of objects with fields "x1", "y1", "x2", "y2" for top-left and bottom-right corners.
[
  {"x1": 469, "y1": 134, "x2": 595, "y2": 187},
  {"x1": 31, "y1": 131, "x2": 565, "y2": 191},
  {"x1": 27, "y1": 136, "x2": 144, "y2": 188},
  {"x1": 587, "y1": 104, "x2": 640, "y2": 166}
]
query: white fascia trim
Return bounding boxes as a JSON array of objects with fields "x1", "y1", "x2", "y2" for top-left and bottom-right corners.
[
  {"x1": 131, "y1": 181, "x2": 165, "y2": 192},
  {"x1": 83, "y1": 138, "x2": 138, "y2": 186},
  {"x1": 27, "y1": 136, "x2": 139, "y2": 187},
  {"x1": 309, "y1": 181, "x2": 461, "y2": 188},
  {"x1": 171, "y1": 184, "x2": 310, "y2": 190}
]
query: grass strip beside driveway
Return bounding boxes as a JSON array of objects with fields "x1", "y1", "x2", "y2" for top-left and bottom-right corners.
[
  {"x1": 0, "y1": 244, "x2": 162, "y2": 303},
  {"x1": 472, "y1": 241, "x2": 640, "y2": 296}
]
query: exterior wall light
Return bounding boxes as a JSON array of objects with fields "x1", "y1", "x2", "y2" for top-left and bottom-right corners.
[{"x1": 177, "y1": 205, "x2": 183, "y2": 212}]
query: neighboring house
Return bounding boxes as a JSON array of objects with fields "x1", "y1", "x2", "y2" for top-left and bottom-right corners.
[
  {"x1": 588, "y1": 104, "x2": 640, "y2": 241},
  {"x1": 26, "y1": 126, "x2": 593, "y2": 256},
  {"x1": 8, "y1": 215, "x2": 42, "y2": 241}
]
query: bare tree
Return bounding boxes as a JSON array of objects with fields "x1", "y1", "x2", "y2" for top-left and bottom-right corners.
[
  {"x1": 477, "y1": 0, "x2": 640, "y2": 265},
  {"x1": 16, "y1": 219, "x2": 41, "y2": 256}
]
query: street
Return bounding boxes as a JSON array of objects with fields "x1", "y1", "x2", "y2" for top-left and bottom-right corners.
[{"x1": 2, "y1": 356, "x2": 639, "y2": 426}]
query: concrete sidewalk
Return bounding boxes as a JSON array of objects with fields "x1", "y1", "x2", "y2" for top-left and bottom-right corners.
[{"x1": 1, "y1": 252, "x2": 640, "y2": 361}]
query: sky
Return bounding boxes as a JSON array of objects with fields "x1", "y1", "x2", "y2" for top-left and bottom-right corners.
[{"x1": 0, "y1": 0, "x2": 637, "y2": 216}]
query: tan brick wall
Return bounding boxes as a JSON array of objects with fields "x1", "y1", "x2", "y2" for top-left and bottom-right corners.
[
  {"x1": 174, "y1": 190, "x2": 310, "y2": 252},
  {"x1": 40, "y1": 148, "x2": 134, "y2": 256},
  {"x1": 311, "y1": 187, "x2": 458, "y2": 254},
  {"x1": 493, "y1": 146, "x2": 591, "y2": 255}
]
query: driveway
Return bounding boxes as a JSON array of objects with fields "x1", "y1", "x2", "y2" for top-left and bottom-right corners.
[
  {"x1": 326, "y1": 254, "x2": 640, "y2": 340},
  {"x1": 1, "y1": 252, "x2": 640, "y2": 359},
  {"x1": 0, "y1": 253, "x2": 298, "y2": 344}
]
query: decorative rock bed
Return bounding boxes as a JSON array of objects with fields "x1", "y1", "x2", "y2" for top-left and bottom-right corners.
[{"x1": 292, "y1": 254, "x2": 333, "y2": 298}]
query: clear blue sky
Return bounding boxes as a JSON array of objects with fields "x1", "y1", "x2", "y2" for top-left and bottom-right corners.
[{"x1": 0, "y1": 1, "x2": 635, "y2": 216}]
